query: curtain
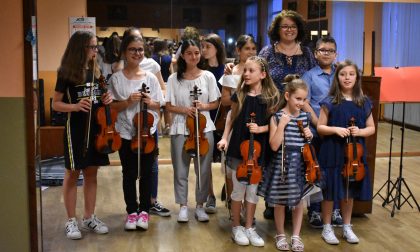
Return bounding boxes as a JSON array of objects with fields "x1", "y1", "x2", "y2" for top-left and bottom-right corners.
[
  {"x1": 245, "y1": 3, "x2": 258, "y2": 39},
  {"x1": 331, "y1": 2, "x2": 365, "y2": 68},
  {"x1": 382, "y1": 3, "x2": 420, "y2": 67}
]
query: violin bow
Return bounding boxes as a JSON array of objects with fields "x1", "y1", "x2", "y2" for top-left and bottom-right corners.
[
  {"x1": 222, "y1": 150, "x2": 231, "y2": 220},
  {"x1": 194, "y1": 93, "x2": 201, "y2": 191},
  {"x1": 83, "y1": 57, "x2": 96, "y2": 157}
]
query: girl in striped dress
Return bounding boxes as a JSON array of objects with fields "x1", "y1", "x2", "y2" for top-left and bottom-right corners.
[{"x1": 258, "y1": 75, "x2": 313, "y2": 251}]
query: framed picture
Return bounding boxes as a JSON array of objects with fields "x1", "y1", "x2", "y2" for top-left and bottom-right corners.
[{"x1": 308, "y1": 0, "x2": 326, "y2": 19}]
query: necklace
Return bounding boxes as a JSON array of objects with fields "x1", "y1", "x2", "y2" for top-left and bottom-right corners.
[{"x1": 275, "y1": 42, "x2": 300, "y2": 66}]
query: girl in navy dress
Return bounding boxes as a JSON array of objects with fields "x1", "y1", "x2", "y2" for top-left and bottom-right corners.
[
  {"x1": 317, "y1": 60, "x2": 375, "y2": 245},
  {"x1": 258, "y1": 75, "x2": 313, "y2": 251}
]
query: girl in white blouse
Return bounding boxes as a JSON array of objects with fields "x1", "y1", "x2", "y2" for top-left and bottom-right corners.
[{"x1": 165, "y1": 39, "x2": 220, "y2": 223}]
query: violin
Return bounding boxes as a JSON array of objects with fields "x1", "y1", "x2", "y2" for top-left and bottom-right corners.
[
  {"x1": 236, "y1": 112, "x2": 262, "y2": 185},
  {"x1": 214, "y1": 101, "x2": 229, "y2": 137},
  {"x1": 342, "y1": 117, "x2": 365, "y2": 182},
  {"x1": 95, "y1": 75, "x2": 122, "y2": 154},
  {"x1": 131, "y1": 83, "x2": 156, "y2": 154},
  {"x1": 297, "y1": 120, "x2": 321, "y2": 185},
  {"x1": 184, "y1": 85, "x2": 209, "y2": 157}
]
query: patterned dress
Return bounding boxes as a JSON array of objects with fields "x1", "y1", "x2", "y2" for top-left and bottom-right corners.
[
  {"x1": 258, "y1": 110, "x2": 309, "y2": 207},
  {"x1": 259, "y1": 44, "x2": 316, "y2": 92},
  {"x1": 318, "y1": 96, "x2": 373, "y2": 201}
]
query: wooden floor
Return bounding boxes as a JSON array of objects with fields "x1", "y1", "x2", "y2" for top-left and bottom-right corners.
[{"x1": 40, "y1": 122, "x2": 420, "y2": 252}]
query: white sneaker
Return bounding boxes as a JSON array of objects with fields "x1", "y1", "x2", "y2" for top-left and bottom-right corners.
[
  {"x1": 137, "y1": 211, "x2": 149, "y2": 230},
  {"x1": 124, "y1": 213, "x2": 138, "y2": 230},
  {"x1": 322, "y1": 224, "x2": 339, "y2": 245},
  {"x1": 245, "y1": 227, "x2": 265, "y2": 247},
  {"x1": 81, "y1": 214, "x2": 109, "y2": 234},
  {"x1": 343, "y1": 225, "x2": 359, "y2": 243},
  {"x1": 231, "y1": 226, "x2": 249, "y2": 246},
  {"x1": 65, "y1": 217, "x2": 82, "y2": 240},
  {"x1": 195, "y1": 206, "x2": 209, "y2": 222},
  {"x1": 177, "y1": 206, "x2": 189, "y2": 223}
]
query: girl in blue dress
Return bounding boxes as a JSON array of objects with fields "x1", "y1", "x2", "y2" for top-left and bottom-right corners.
[{"x1": 317, "y1": 60, "x2": 375, "y2": 245}]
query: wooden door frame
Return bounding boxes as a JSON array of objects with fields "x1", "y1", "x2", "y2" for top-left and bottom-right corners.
[{"x1": 23, "y1": 0, "x2": 40, "y2": 250}]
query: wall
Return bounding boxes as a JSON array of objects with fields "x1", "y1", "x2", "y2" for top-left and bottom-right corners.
[
  {"x1": 96, "y1": 27, "x2": 178, "y2": 40},
  {"x1": 37, "y1": 0, "x2": 86, "y2": 124},
  {"x1": 0, "y1": 0, "x2": 30, "y2": 251}
]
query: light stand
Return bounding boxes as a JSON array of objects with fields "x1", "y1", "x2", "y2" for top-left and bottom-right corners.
[
  {"x1": 373, "y1": 103, "x2": 395, "y2": 204},
  {"x1": 388, "y1": 102, "x2": 420, "y2": 217}
]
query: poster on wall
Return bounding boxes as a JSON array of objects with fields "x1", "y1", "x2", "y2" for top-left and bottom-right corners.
[{"x1": 69, "y1": 17, "x2": 96, "y2": 37}]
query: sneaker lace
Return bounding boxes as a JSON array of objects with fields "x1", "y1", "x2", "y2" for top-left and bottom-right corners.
[
  {"x1": 154, "y1": 201, "x2": 164, "y2": 210},
  {"x1": 247, "y1": 228, "x2": 261, "y2": 240},
  {"x1": 67, "y1": 220, "x2": 78, "y2": 233},
  {"x1": 323, "y1": 226, "x2": 336, "y2": 239},
  {"x1": 333, "y1": 209, "x2": 341, "y2": 220},
  {"x1": 311, "y1": 212, "x2": 321, "y2": 222},
  {"x1": 139, "y1": 213, "x2": 149, "y2": 222},
  {"x1": 127, "y1": 214, "x2": 138, "y2": 223},
  {"x1": 91, "y1": 215, "x2": 105, "y2": 227}
]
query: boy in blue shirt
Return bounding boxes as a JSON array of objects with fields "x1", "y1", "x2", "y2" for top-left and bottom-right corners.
[{"x1": 302, "y1": 36, "x2": 343, "y2": 228}]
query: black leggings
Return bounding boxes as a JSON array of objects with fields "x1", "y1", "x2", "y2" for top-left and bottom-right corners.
[{"x1": 119, "y1": 139, "x2": 155, "y2": 214}]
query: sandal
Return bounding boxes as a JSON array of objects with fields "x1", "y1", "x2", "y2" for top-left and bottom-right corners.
[
  {"x1": 275, "y1": 234, "x2": 289, "y2": 251},
  {"x1": 291, "y1": 235, "x2": 304, "y2": 252}
]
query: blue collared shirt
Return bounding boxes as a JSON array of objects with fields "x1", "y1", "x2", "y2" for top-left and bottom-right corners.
[
  {"x1": 302, "y1": 65, "x2": 336, "y2": 117},
  {"x1": 302, "y1": 65, "x2": 335, "y2": 135}
]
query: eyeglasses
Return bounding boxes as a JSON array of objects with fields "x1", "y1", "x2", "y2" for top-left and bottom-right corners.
[
  {"x1": 280, "y1": 25, "x2": 298, "y2": 31},
  {"x1": 127, "y1": 47, "x2": 144, "y2": 54},
  {"x1": 316, "y1": 49, "x2": 336, "y2": 55},
  {"x1": 86, "y1": 45, "x2": 98, "y2": 50}
]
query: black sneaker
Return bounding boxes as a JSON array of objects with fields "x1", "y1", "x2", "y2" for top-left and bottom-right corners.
[
  {"x1": 332, "y1": 209, "x2": 343, "y2": 227},
  {"x1": 263, "y1": 206, "x2": 274, "y2": 220},
  {"x1": 150, "y1": 201, "x2": 171, "y2": 217},
  {"x1": 308, "y1": 211, "x2": 323, "y2": 229},
  {"x1": 205, "y1": 195, "x2": 217, "y2": 214}
]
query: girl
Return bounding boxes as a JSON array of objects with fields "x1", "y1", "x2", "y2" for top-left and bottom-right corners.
[
  {"x1": 108, "y1": 35, "x2": 164, "y2": 230},
  {"x1": 317, "y1": 60, "x2": 375, "y2": 245},
  {"x1": 219, "y1": 35, "x2": 257, "y2": 213},
  {"x1": 258, "y1": 75, "x2": 313, "y2": 251},
  {"x1": 201, "y1": 33, "x2": 227, "y2": 214},
  {"x1": 218, "y1": 56, "x2": 280, "y2": 247},
  {"x1": 165, "y1": 39, "x2": 220, "y2": 223},
  {"x1": 52, "y1": 31, "x2": 111, "y2": 240}
]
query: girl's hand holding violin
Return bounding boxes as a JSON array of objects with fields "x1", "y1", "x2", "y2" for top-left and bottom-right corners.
[
  {"x1": 101, "y1": 91, "x2": 113, "y2": 105},
  {"x1": 75, "y1": 98, "x2": 92, "y2": 112},
  {"x1": 246, "y1": 122, "x2": 259, "y2": 134},
  {"x1": 348, "y1": 125, "x2": 361, "y2": 137},
  {"x1": 335, "y1": 127, "x2": 350, "y2": 138},
  {"x1": 193, "y1": 100, "x2": 208, "y2": 111},
  {"x1": 140, "y1": 92, "x2": 152, "y2": 105},
  {"x1": 302, "y1": 126, "x2": 313, "y2": 140},
  {"x1": 127, "y1": 91, "x2": 142, "y2": 106}
]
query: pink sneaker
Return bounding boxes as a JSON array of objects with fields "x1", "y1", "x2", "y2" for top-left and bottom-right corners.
[
  {"x1": 137, "y1": 211, "x2": 149, "y2": 230},
  {"x1": 125, "y1": 213, "x2": 138, "y2": 230}
]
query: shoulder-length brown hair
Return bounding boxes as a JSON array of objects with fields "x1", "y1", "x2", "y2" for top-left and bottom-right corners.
[
  {"x1": 58, "y1": 31, "x2": 100, "y2": 84},
  {"x1": 268, "y1": 10, "x2": 306, "y2": 44},
  {"x1": 329, "y1": 59, "x2": 366, "y2": 107}
]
